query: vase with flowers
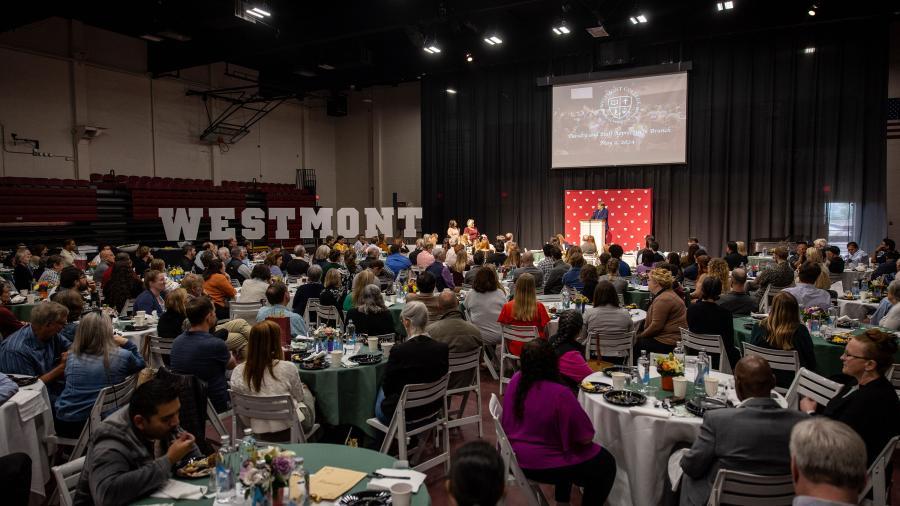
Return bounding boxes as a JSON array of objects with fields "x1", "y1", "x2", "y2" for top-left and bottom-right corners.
[
  {"x1": 654, "y1": 353, "x2": 684, "y2": 391},
  {"x1": 239, "y1": 446, "x2": 296, "y2": 506}
]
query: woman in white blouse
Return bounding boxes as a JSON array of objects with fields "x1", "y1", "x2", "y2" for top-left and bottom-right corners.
[
  {"x1": 230, "y1": 320, "x2": 315, "y2": 440},
  {"x1": 237, "y1": 264, "x2": 272, "y2": 303},
  {"x1": 464, "y1": 266, "x2": 507, "y2": 347}
]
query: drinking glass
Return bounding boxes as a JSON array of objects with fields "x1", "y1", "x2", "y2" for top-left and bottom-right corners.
[{"x1": 684, "y1": 356, "x2": 698, "y2": 382}]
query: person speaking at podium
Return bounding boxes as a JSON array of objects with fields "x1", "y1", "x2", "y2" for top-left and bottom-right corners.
[{"x1": 590, "y1": 202, "x2": 608, "y2": 221}]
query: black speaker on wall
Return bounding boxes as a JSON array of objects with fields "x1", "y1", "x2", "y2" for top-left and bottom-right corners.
[{"x1": 326, "y1": 96, "x2": 348, "y2": 117}]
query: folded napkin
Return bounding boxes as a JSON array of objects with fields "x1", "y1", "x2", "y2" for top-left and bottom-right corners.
[
  {"x1": 836, "y1": 315, "x2": 858, "y2": 323},
  {"x1": 150, "y1": 480, "x2": 207, "y2": 500},
  {"x1": 668, "y1": 448, "x2": 690, "y2": 491},
  {"x1": 11, "y1": 388, "x2": 48, "y2": 423},
  {"x1": 10, "y1": 295, "x2": 25, "y2": 304},
  {"x1": 304, "y1": 351, "x2": 327, "y2": 362},
  {"x1": 341, "y1": 355, "x2": 358, "y2": 368},
  {"x1": 750, "y1": 312, "x2": 768, "y2": 319},
  {"x1": 367, "y1": 468, "x2": 427, "y2": 494},
  {"x1": 629, "y1": 406, "x2": 671, "y2": 419}
]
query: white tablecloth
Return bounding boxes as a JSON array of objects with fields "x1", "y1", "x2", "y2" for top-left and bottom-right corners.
[
  {"x1": 835, "y1": 298, "x2": 880, "y2": 320},
  {"x1": 578, "y1": 368, "x2": 733, "y2": 506},
  {"x1": 547, "y1": 306, "x2": 647, "y2": 336},
  {"x1": 0, "y1": 379, "x2": 56, "y2": 498}
]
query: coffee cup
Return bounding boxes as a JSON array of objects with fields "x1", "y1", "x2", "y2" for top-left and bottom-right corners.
[
  {"x1": 704, "y1": 376, "x2": 720, "y2": 397},
  {"x1": 673, "y1": 377, "x2": 688, "y2": 398},
  {"x1": 136, "y1": 310, "x2": 146, "y2": 318},
  {"x1": 19, "y1": 289, "x2": 28, "y2": 296},
  {"x1": 390, "y1": 482, "x2": 413, "y2": 506},
  {"x1": 330, "y1": 350, "x2": 343, "y2": 368},
  {"x1": 26, "y1": 294, "x2": 36, "y2": 304},
  {"x1": 611, "y1": 372, "x2": 628, "y2": 390},
  {"x1": 381, "y1": 342, "x2": 394, "y2": 357},
  {"x1": 134, "y1": 314, "x2": 145, "y2": 326},
  {"x1": 367, "y1": 336, "x2": 379, "y2": 353}
]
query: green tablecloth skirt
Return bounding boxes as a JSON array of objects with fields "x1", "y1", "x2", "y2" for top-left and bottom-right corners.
[
  {"x1": 624, "y1": 289, "x2": 652, "y2": 309},
  {"x1": 131, "y1": 443, "x2": 431, "y2": 505},
  {"x1": 7, "y1": 302, "x2": 38, "y2": 322},
  {"x1": 732, "y1": 317, "x2": 900, "y2": 378},
  {"x1": 299, "y1": 359, "x2": 388, "y2": 437}
]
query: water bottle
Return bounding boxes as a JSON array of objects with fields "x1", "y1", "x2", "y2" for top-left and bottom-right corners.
[
  {"x1": 673, "y1": 340, "x2": 685, "y2": 367},
  {"x1": 215, "y1": 435, "x2": 235, "y2": 503},
  {"x1": 561, "y1": 286, "x2": 571, "y2": 309},
  {"x1": 240, "y1": 428, "x2": 257, "y2": 463},
  {"x1": 694, "y1": 351, "x2": 708, "y2": 391},
  {"x1": 289, "y1": 457, "x2": 310, "y2": 506},
  {"x1": 638, "y1": 350, "x2": 650, "y2": 384},
  {"x1": 344, "y1": 320, "x2": 356, "y2": 356}
]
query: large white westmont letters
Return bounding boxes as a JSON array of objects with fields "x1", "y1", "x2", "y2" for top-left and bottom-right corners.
[
  {"x1": 209, "y1": 208, "x2": 235, "y2": 240},
  {"x1": 158, "y1": 207, "x2": 422, "y2": 241},
  {"x1": 364, "y1": 207, "x2": 394, "y2": 237},
  {"x1": 158, "y1": 208, "x2": 204, "y2": 241},
  {"x1": 299, "y1": 208, "x2": 334, "y2": 238}
]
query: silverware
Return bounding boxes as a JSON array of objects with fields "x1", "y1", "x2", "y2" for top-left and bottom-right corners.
[{"x1": 367, "y1": 472, "x2": 410, "y2": 480}]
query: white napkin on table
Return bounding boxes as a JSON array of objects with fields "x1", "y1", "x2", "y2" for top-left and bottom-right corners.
[
  {"x1": 366, "y1": 468, "x2": 427, "y2": 493},
  {"x1": 836, "y1": 315, "x2": 858, "y2": 324},
  {"x1": 341, "y1": 355, "x2": 358, "y2": 368},
  {"x1": 10, "y1": 295, "x2": 25, "y2": 304},
  {"x1": 11, "y1": 387, "x2": 48, "y2": 423},
  {"x1": 150, "y1": 480, "x2": 207, "y2": 500},
  {"x1": 628, "y1": 406, "x2": 671, "y2": 419}
]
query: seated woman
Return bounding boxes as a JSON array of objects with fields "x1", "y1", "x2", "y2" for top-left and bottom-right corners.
[
  {"x1": 264, "y1": 252, "x2": 284, "y2": 278},
  {"x1": 103, "y1": 258, "x2": 143, "y2": 313},
  {"x1": 54, "y1": 289, "x2": 84, "y2": 342},
  {"x1": 501, "y1": 339, "x2": 616, "y2": 505},
  {"x1": 666, "y1": 252, "x2": 684, "y2": 282},
  {"x1": 202, "y1": 258, "x2": 236, "y2": 321},
  {"x1": 133, "y1": 270, "x2": 166, "y2": 315},
  {"x1": 561, "y1": 253, "x2": 586, "y2": 292},
  {"x1": 597, "y1": 258, "x2": 628, "y2": 296},
  {"x1": 375, "y1": 301, "x2": 449, "y2": 424},
  {"x1": 636, "y1": 249, "x2": 656, "y2": 275},
  {"x1": 634, "y1": 268, "x2": 687, "y2": 356},
  {"x1": 450, "y1": 248, "x2": 468, "y2": 288},
  {"x1": 579, "y1": 264, "x2": 599, "y2": 301},
  {"x1": 583, "y1": 281, "x2": 633, "y2": 362},
  {"x1": 749, "y1": 292, "x2": 816, "y2": 389},
  {"x1": 878, "y1": 279, "x2": 900, "y2": 329},
  {"x1": 237, "y1": 264, "x2": 271, "y2": 303},
  {"x1": 692, "y1": 258, "x2": 730, "y2": 300},
  {"x1": 466, "y1": 266, "x2": 507, "y2": 354},
  {"x1": 346, "y1": 284, "x2": 396, "y2": 336},
  {"x1": 342, "y1": 269, "x2": 375, "y2": 312},
  {"x1": 156, "y1": 288, "x2": 188, "y2": 340},
  {"x1": 230, "y1": 320, "x2": 315, "y2": 440},
  {"x1": 580, "y1": 235, "x2": 597, "y2": 255},
  {"x1": 497, "y1": 273, "x2": 550, "y2": 357},
  {"x1": 550, "y1": 310, "x2": 593, "y2": 391},
  {"x1": 686, "y1": 277, "x2": 741, "y2": 372},
  {"x1": 0, "y1": 281, "x2": 25, "y2": 338},
  {"x1": 800, "y1": 330, "x2": 899, "y2": 465},
  {"x1": 180, "y1": 273, "x2": 205, "y2": 299},
  {"x1": 54, "y1": 311, "x2": 145, "y2": 438},
  {"x1": 318, "y1": 268, "x2": 346, "y2": 327},
  {"x1": 446, "y1": 441, "x2": 506, "y2": 506}
]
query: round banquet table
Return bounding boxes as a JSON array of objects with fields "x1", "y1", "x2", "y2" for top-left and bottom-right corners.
[
  {"x1": 732, "y1": 317, "x2": 900, "y2": 378},
  {"x1": 623, "y1": 287, "x2": 652, "y2": 309},
  {"x1": 0, "y1": 377, "x2": 56, "y2": 500},
  {"x1": 547, "y1": 306, "x2": 646, "y2": 336},
  {"x1": 130, "y1": 443, "x2": 431, "y2": 505},
  {"x1": 834, "y1": 297, "x2": 881, "y2": 320},
  {"x1": 578, "y1": 368, "x2": 736, "y2": 506},
  {"x1": 298, "y1": 356, "x2": 388, "y2": 437},
  {"x1": 7, "y1": 301, "x2": 39, "y2": 322}
]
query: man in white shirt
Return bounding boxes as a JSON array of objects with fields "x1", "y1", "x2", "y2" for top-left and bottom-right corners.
[
  {"x1": 842, "y1": 241, "x2": 867, "y2": 265},
  {"x1": 784, "y1": 262, "x2": 832, "y2": 310}
]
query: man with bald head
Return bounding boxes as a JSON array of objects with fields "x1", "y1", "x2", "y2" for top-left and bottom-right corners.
[
  {"x1": 679, "y1": 356, "x2": 809, "y2": 505},
  {"x1": 426, "y1": 291, "x2": 482, "y2": 389},
  {"x1": 511, "y1": 251, "x2": 544, "y2": 288}
]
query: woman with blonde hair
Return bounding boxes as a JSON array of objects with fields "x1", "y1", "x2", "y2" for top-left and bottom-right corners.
[
  {"x1": 447, "y1": 220, "x2": 460, "y2": 244},
  {"x1": 342, "y1": 268, "x2": 375, "y2": 312},
  {"x1": 497, "y1": 273, "x2": 550, "y2": 357},
  {"x1": 156, "y1": 288, "x2": 189, "y2": 340},
  {"x1": 693, "y1": 258, "x2": 730, "y2": 300},
  {"x1": 634, "y1": 268, "x2": 687, "y2": 355},
  {"x1": 735, "y1": 240, "x2": 748, "y2": 257},
  {"x1": 180, "y1": 273, "x2": 205, "y2": 298},
  {"x1": 463, "y1": 219, "x2": 479, "y2": 244},
  {"x1": 804, "y1": 247, "x2": 832, "y2": 289},
  {"x1": 231, "y1": 320, "x2": 315, "y2": 440},
  {"x1": 54, "y1": 311, "x2": 145, "y2": 437},
  {"x1": 749, "y1": 292, "x2": 816, "y2": 388},
  {"x1": 451, "y1": 248, "x2": 469, "y2": 287},
  {"x1": 313, "y1": 245, "x2": 330, "y2": 266}
]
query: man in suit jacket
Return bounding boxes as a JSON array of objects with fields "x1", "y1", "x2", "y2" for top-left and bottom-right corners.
[{"x1": 680, "y1": 355, "x2": 808, "y2": 506}]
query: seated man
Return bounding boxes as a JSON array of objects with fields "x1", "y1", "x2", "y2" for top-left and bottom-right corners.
[
  {"x1": 746, "y1": 247, "x2": 794, "y2": 294},
  {"x1": 512, "y1": 251, "x2": 544, "y2": 288},
  {"x1": 784, "y1": 262, "x2": 832, "y2": 311},
  {"x1": 405, "y1": 271, "x2": 446, "y2": 324},
  {"x1": 171, "y1": 297, "x2": 236, "y2": 412},
  {"x1": 426, "y1": 291, "x2": 482, "y2": 389},
  {"x1": 825, "y1": 246, "x2": 845, "y2": 274},
  {"x1": 256, "y1": 282, "x2": 308, "y2": 337},
  {"x1": 0, "y1": 301, "x2": 71, "y2": 398},
  {"x1": 543, "y1": 247, "x2": 568, "y2": 295},
  {"x1": 425, "y1": 247, "x2": 454, "y2": 292},
  {"x1": 463, "y1": 250, "x2": 486, "y2": 285},
  {"x1": 73, "y1": 377, "x2": 201, "y2": 506},
  {"x1": 790, "y1": 418, "x2": 867, "y2": 506},
  {"x1": 52, "y1": 265, "x2": 98, "y2": 303},
  {"x1": 368, "y1": 260, "x2": 396, "y2": 291},
  {"x1": 680, "y1": 356, "x2": 808, "y2": 505},
  {"x1": 291, "y1": 265, "x2": 324, "y2": 318},
  {"x1": 385, "y1": 244, "x2": 412, "y2": 280},
  {"x1": 716, "y1": 268, "x2": 758, "y2": 316}
]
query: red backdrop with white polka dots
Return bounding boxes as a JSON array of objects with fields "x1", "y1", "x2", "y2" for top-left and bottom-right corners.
[{"x1": 565, "y1": 189, "x2": 653, "y2": 251}]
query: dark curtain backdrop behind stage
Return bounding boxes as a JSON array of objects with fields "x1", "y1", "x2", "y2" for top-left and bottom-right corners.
[{"x1": 421, "y1": 20, "x2": 887, "y2": 255}]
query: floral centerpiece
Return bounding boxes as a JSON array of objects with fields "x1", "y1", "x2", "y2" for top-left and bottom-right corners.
[
  {"x1": 168, "y1": 266, "x2": 185, "y2": 282},
  {"x1": 801, "y1": 306, "x2": 828, "y2": 323},
  {"x1": 239, "y1": 446, "x2": 296, "y2": 506},
  {"x1": 637, "y1": 272, "x2": 650, "y2": 286},
  {"x1": 655, "y1": 352, "x2": 684, "y2": 391},
  {"x1": 868, "y1": 277, "x2": 887, "y2": 299},
  {"x1": 33, "y1": 281, "x2": 50, "y2": 299},
  {"x1": 573, "y1": 293, "x2": 589, "y2": 311},
  {"x1": 405, "y1": 279, "x2": 418, "y2": 293}
]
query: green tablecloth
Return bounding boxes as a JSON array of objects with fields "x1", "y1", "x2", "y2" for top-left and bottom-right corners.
[
  {"x1": 7, "y1": 302, "x2": 38, "y2": 322},
  {"x1": 732, "y1": 317, "x2": 900, "y2": 378},
  {"x1": 388, "y1": 303, "x2": 408, "y2": 338},
  {"x1": 299, "y1": 359, "x2": 388, "y2": 437},
  {"x1": 131, "y1": 443, "x2": 431, "y2": 505},
  {"x1": 624, "y1": 289, "x2": 651, "y2": 309}
]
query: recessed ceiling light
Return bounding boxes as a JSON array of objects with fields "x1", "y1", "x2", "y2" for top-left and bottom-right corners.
[
  {"x1": 423, "y1": 45, "x2": 441, "y2": 54},
  {"x1": 636, "y1": 14, "x2": 648, "y2": 23},
  {"x1": 808, "y1": 4, "x2": 817, "y2": 16},
  {"x1": 804, "y1": 47, "x2": 816, "y2": 54},
  {"x1": 553, "y1": 24, "x2": 571, "y2": 35},
  {"x1": 465, "y1": 53, "x2": 474, "y2": 62},
  {"x1": 490, "y1": 36, "x2": 502, "y2": 44},
  {"x1": 716, "y1": 1, "x2": 734, "y2": 11},
  {"x1": 246, "y1": 9, "x2": 264, "y2": 18},
  {"x1": 446, "y1": 88, "x2": 457, "y2": 94}
]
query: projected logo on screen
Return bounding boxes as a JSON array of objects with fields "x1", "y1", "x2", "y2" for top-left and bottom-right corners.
[{"x1": 601, "y1": 87, "x2": 641, "y2": 123}]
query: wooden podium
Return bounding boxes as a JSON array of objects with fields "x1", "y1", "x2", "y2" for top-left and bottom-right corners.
[{"x1": 579, "y1": 219, "x2": 606, "y2": 251}]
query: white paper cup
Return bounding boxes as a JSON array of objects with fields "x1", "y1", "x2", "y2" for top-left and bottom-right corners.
[
  {"x1": 673, "y1": 377, "x2": 688, "y2": 398},
  {"x1": 704, "y1": 376, "x2": 720, "y2": 397},
  {"x1": 136, "y1": 310, "x2": 146, "y2": 318},
  {"x1": 26, "y1": 294, "x2": 36, "y2": 304},
  {"x1": 367, "y1": 336, "x2": 379, "y2": 353},
  {"x1": 381, "y1": 342, "x2": 394, "y2": 357},
  {"x1": 134, "y1": 315, "x2": 145, "y2": 326},
  {"x1": 330, "y1": 350, "x2": 343, "y2": 368},
  {"x1": 611, "y1": 372, "x2": 628, "y2": 390},
  {"x1": 390, "y1": 482, "x2": 413, "y2": 506},
  {"x1": 19, "y1": 289, "x2": 28, "y2": 296}
]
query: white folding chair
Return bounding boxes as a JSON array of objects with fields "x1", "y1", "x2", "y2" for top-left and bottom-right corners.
[
  {"x1": 488, "y1": 394, "x2": 550, "y2": 506},
  {"x1": 229, "y1": 391, "x2": 318, "y2": 444},
  {"x1": 499, "y1": 325, "x2": 539, "y2": 395},
  {"x1": 148, "y1": 334, "x2": 175, "y2": 367},
  {"x1": 230, "y1": 301, "x2": 262, "y2": 321},
  {"x1": 680, "y1": 328, "x2": 732, "y2": 374},
  {"x1": 741, "y1": 342, "x2": 800, "y2": 394},
  {"x1": 708, "y1": 469, "x2": 794, "y2": 506},
  {"x1": 784, "y1": 367, "x2": 843, "y2": 410},
  {"x1": 231, "y1": 277, "x2": 241, "y2": 288},
  {"x1": 464, "y1": 306, "x2": 499, "y2": 380},
  {"x1": 51, "y1": 456, "x2": 86, "y2": 506},
  {"x1": 446, "y1": 349, "x2": 483, "y2": 437},
  {"x1": 303, "y1": 297, "x2": 320, "y2": 326},
  {"x1": 759, "y1": 285, "x2": 790, "y2": 313},
  {"x1": 207, "y1": 399, "x2": 231, "y2": 440},
  {"x1": 858, "y1": 435, "x2": 899, "y2": 506},
  {"x1": 370, "y1": 333, "x2": 396, "y2": 345},
  {"x1": 366, "y1": 374, "x2": 451, "y2": 473},
  {"x1": 122, "y1": 298, "x2": 135, "y2": 315},
  {"x1": 315, "y1": 304, "x2": 341, "y2": 328},
  {"x1": 585, "y1": 329, "x2": 636, "y2": 365}
]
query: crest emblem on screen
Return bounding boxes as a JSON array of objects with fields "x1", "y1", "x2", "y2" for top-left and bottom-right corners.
[{"x1": 601, "y1": 86, "x2": 641, "y2": 122}]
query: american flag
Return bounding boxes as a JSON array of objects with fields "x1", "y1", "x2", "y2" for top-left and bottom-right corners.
[{"x1": 889, "y1": 97, "x2": 900, "y2": 139}]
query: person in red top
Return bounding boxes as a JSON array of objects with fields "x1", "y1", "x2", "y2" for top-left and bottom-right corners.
[
  {"x1": 463, "y1": 218, "x2": 479, "y2": 244},
  {"x1": 0, "y1": 281, "x2": 25, "y2": 337},
  {"x1": 497, "y1": 273, "x2": 550, "y2": 356}
]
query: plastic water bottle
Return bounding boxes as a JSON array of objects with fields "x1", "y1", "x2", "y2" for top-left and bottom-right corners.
[
  {"x1": 638, "y1": 350, "x2": 650, "y2": 384},
  {"x1": 288, "y1": 457, "x2": 310, "y2": 506},
  {"x1": 344, "y1": 320, "x2": 356, "y2": 356},
  {"x1": 240, "y1": 428, "x2": 257, "y2": 463},
  {"x1": 215, "y1": 435, "x2": 235, "y2": 503},
  {"x1": 673, "y1": 340, "x2": 685, "y2": 367},
  {"x1": 694, "y1": 351, "x2": 708, "y2": 391},
  {"x1": 561, "y1": 286, "x2": 571, "y2": 309}
]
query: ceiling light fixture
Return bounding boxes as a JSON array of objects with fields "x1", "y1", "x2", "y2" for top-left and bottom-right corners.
[
  {"x1": 484, "y1": 35, "x2": 503, "y2": 45},
  {"x1": 446, "y1": 88, "x2": 457, "y2": 94},
  {"x1": 250, "y1": 7, "x2": 271, "y2": 16},
  {"x1": 804, "y1": 47, "x2": 816, "y2": 54},
  {"x1": 245, "y1": 9, "x2": 264, "y2": 18},
  {"x1": 716, "y1": 1, "x2": 734, "y2": 11},
  {"x1": 630, "y1": 14, "x2": 648, "y2": 24},
  {"x1": 552, "y1": 23, "x2": 571, "y2": 35},
  {"x1": 318, "y1": 63, "x2": 335, "y2": 70},
  {"x1": 465, "y1": 53, "x2": 474, "y2": 62},
  {"x1": 423, "y1": 45, "x2": 441, "y2": 54},
  {"x1": 808, "y1": 4, "x2": 817, "y2": 16},
  {"x1": 140, "y1": 34, "x2": 164, "y2": 42}
]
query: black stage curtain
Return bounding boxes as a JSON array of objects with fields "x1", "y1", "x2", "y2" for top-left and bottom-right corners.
[{"x1": 421, "y1": 20, "x2": 888, "y2": 255}]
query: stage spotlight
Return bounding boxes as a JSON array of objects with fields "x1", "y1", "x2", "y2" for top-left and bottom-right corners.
[
  {"x1": 483, "y1": 35, "x2": 503, "y2": 45},
  {"x1": 808, "y1": 4, "x2": 817, "y2": 16},
  {"x1": 630, "y1": 14, "x2": 648, "y2": 24},
  {"x1": 423, "y1": 45, "x2": 441, "y2": 54},
  {"x1": 465, "y1": 53, "x2": 474, "y2": 62},
  {"x1": 552, "y1": 23, "x2": 571, "y2": 35},
  {"x1": 446, "y1": 88, "x2": 457, "y2": 94},
  {"x1": 716, "y1": 1, "x2": 734, "y2": 11}
]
